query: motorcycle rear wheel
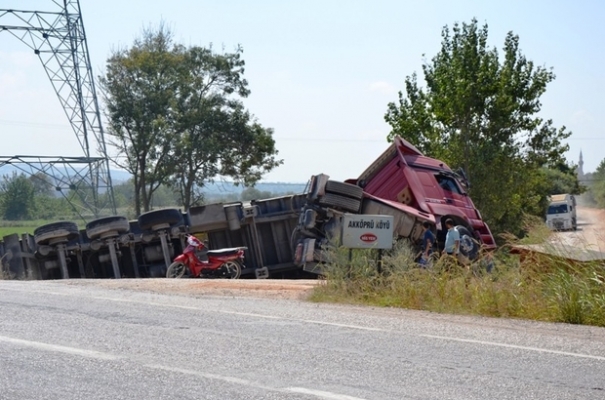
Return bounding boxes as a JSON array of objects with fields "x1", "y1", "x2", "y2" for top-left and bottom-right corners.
[
  {"x1": 166, "y1": 262, "x2": 187, "y2": 278},
  {"x1": 222, "y1": 261, "x2": 242, "y2": 279}
]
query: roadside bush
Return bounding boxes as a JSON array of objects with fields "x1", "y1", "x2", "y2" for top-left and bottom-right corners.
[{"x1": 312, "y1": 221, "x2": 605, "y2": 327}]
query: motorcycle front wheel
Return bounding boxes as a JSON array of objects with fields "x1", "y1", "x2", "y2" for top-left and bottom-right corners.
[
  {"x1": 222, "y1": 261, "x2": 242, "y2": 279},
  {"x1": 166, "y1": 262, "x2": 187, "y2": 278}
]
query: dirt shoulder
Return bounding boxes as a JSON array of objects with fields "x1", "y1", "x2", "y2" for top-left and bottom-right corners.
[
  {"x1": 550, "y1": 206, "x2": 605, "y2": 252},
  {"x1": 62, "y1": 278, "x2": 321, "y2": 300}
]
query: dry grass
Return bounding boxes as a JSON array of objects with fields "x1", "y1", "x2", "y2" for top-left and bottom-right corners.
[{"x1": 311, "y1": 221, "x2": 605, "y2": 327}]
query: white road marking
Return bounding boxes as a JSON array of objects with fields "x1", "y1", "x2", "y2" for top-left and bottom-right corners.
[
  {"x1": 1, "y1": 289, "x2": 381, "y2": 332},
  {"x1": 4, "y1": 285, "x2": 605, "y2": 362},
  {"x1": 286, "y1": 387, "x2": 368, "y2": 400},
  {"x1": 421, "y1": 334, "x2": 605, "y2": 361},
  {"x1": 219, "y1": 310, "x2": 384, "y2": 332},
  {"x1": 145, "y1": 364, "x2": 279, "y2": 392},
  {"x1": 0, "y1": 332, "x2": 365, "y2": 399},
  {"x1": 89, "y1": 295, "x2": 201, "y2": 311},
  {"x1": 146, "y1": 364, "x2": 367, "y2": 400},
  {"x1": 89, "y1": 294, "x2": 605, "y2": 361},
  {"x1": 0, "y1": 335, "x2": 120, "y2": 361}
]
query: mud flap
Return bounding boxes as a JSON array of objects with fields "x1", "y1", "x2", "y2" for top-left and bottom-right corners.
[{"x1": 255, "y1": 267, "x2": 269, "y2": 279}]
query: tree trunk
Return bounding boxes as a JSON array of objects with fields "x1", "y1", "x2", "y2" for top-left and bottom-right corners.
[{"x1": 133, "y1": 174, "x2": 141, "y2": 217}]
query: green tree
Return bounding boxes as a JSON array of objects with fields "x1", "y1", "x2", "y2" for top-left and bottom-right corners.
[
  {"x1": 240, "y1": 187, "x2": 273, "y2": 201},
  {"x1": 170, "y1": 46, "x2": 281, "y2": 210},
  {"x1": 101, "y1": 25, "x2": 183, "y2": 216},
  {"x1": 29, "y1": 173, "x2": 55, "y2": 197},
  {"x1": 102, "y1": 26, "x2": 281, "y2": 213},
  {"x1": 385, "y1": 19, "x2": 572, "y2": 236},
  {"x1": 0, "y1": 173, "x2": 35, "y2": 220},
  {"x1": 542, "y1": 166, "x2": 585, "y2": 196},
  {"x1": 589, "y1": 159, "x2": 605, "y2": 208}
]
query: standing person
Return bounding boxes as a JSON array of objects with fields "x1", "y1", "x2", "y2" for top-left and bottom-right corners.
[
  {"x1": 443, "y1": 218, "x2": 460, "y2": 258},
  {"x1": 419, "y1": 221, "x2": 435, "y2": 267}
]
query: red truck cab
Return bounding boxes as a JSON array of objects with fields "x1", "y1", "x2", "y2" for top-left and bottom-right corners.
[{"x1": 348, "y1": 136, "x2": 496, "y2": 250}]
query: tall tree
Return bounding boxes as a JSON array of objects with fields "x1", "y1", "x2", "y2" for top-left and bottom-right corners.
[
  {"x1": 171, "y1": 46, "x2": 281, "y2": 209},
  {"x1": 102, "y1": 27, "x2": 281, "y2": 213},
  {"x1": 101, "y1": 26, "x2": 183, "y2": 215},
  {"x1": 385, "y1": 19, "x2": 573, "y2": 235}
]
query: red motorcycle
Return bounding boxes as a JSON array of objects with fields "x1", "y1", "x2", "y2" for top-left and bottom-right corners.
[{"x1": 166, "y1": 235, "x2": 247, "y2": 279}]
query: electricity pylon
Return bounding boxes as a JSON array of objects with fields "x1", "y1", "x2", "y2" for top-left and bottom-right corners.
[{"x1": 0, "y1": 0, "x2": 117, "y2": 220}]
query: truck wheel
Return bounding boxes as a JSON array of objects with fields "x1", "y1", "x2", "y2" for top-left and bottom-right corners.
[
  {"x1": 318, "y1": 193, "x2": 361, "y2": 213},
  {"x1": 454, "y1": 225, "x2": 479, "y2": 260},
  {"x1": 86, "y1": 216, "x2": 130, "y2": 240},
  {"x1": 325, "y1": 180, "x2": 364, "y2": 200},
  {"x1": 138, "y1": 208, "x2": 184, "y2": 231},
  {"x1": 34, "y1": 222, "x2": 79, "y2": 245}
]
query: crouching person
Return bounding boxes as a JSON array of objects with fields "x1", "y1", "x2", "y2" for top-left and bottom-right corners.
[{"x1": 418, "y1": 221, "x2": 435, "y2": 268}]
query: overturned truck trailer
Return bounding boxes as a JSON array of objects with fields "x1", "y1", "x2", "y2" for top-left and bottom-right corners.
[
  {"x1": 185, "y1": 134, "x2": 499, "y2": 277},
  {"x1": 1, "y1": 136, "x2": 495, "y2": 280},
  {"x1": 1, "y1": 177, "x2": 434, "y2": 280},
  {"x1": 3, "y1": 209, "x2": 191, "y2": 281},
  {"x1": 187, "y1": 175, "x2": 435, "y2": 277}
]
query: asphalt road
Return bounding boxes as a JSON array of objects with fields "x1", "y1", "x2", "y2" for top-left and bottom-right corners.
[{"x1": 1, "y1": 280, "x2": 605, "y2": 400}]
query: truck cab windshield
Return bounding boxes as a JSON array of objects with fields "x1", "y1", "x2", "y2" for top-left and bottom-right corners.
[
  {"x1": 547, "y1": 204, "x2": 569, "y2": 214},
  {"x1": 435, "y1": 174, "x2": 463, "y2": 195}
]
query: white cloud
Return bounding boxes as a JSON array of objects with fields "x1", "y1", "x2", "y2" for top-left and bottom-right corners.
[{"x1": 368, "y1": 81, "x2": 396, "y2": 95}]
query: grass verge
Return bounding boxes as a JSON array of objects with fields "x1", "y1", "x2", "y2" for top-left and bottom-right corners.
[{"x1": 310, "y1": 221, "x2": 605, "y2": 327}]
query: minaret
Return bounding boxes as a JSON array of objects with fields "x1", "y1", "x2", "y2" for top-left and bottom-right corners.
[{"x1": 578, "y1": 150, "x2": 584, "y2": 180}]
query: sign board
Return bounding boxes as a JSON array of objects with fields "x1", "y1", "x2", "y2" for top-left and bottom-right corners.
[{"x1": 341, "y1": 214, "x2": 394, "y2": 249}]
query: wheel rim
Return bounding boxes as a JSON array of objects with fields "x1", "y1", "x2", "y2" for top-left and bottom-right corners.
[
  {"x1": 168, "y1": 263, "x2": 186, "y2": 278},
  {"x1": 223, "y1": 261, "x2": 241, "y2": 279},
  {"x1": 461, "y1": 235, "x2": 474, "y2": 253}
]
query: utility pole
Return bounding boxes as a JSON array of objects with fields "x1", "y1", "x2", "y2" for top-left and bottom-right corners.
[{"x1": 0, "y1": 1, "x2": 116, "y2": 219}]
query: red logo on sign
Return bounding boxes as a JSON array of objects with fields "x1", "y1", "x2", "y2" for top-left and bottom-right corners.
[{"x1": 360, "y1": 233, "x2": 377, "y2": 243}]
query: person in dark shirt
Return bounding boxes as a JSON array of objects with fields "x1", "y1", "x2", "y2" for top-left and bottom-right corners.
[{"x1": 419, "y1": 221, "x2": 435, "y2": 267}]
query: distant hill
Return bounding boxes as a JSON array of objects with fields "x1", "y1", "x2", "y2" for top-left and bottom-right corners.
[
  {"x1": 0, "y1": 165, "x2": 308, "y2": 197},
  {"x1": 203, "y1": 181, "x2": 308, "y2": 197},
  {"x1": 110, "y1": 170, "x2": 308, "y2": 196}
]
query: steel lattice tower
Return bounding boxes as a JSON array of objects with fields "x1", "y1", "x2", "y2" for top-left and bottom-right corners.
[{"x1": 0, "y1": 0, "x2": 117, "y2": 220}]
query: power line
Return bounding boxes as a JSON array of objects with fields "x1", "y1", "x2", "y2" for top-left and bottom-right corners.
[
  {"x1": 0, "y1": 119, "x2": 70, "y2": 130},
  {"x1": 1, "y1": 119, "x2": 603, "y2": 142},
  {"x1": 275, "y1": 137, "x2": 386, "y2": 143}
]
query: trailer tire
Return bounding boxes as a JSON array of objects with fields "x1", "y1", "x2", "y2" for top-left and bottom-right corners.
[
  {"x1": 34, "y1": 221, "x2": 80, "y2": 245},
  {"x1": 325, "y1": 180, "x2": 363, "y2": 200},
  {"x1": 318, "y1": 193, "x2": 361, "y2": 213},
  {"x1": 86, "y1": 216, "x2": 130, "y2": 240},
  {"x1": 454, "y1": 225, "x2": 479, "y2": 260},
  {"x1": 138, "y1": 208, "x2": 184, "y2": 231}
]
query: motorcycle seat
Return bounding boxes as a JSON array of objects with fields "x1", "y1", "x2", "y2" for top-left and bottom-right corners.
[{"x1": 207, "y1": 247, "x2": 247, "y2": 256}]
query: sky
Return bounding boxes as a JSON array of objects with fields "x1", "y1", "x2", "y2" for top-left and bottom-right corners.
[{"x1": 0, "y1": 0, "x2": 604, "y2": 183}]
